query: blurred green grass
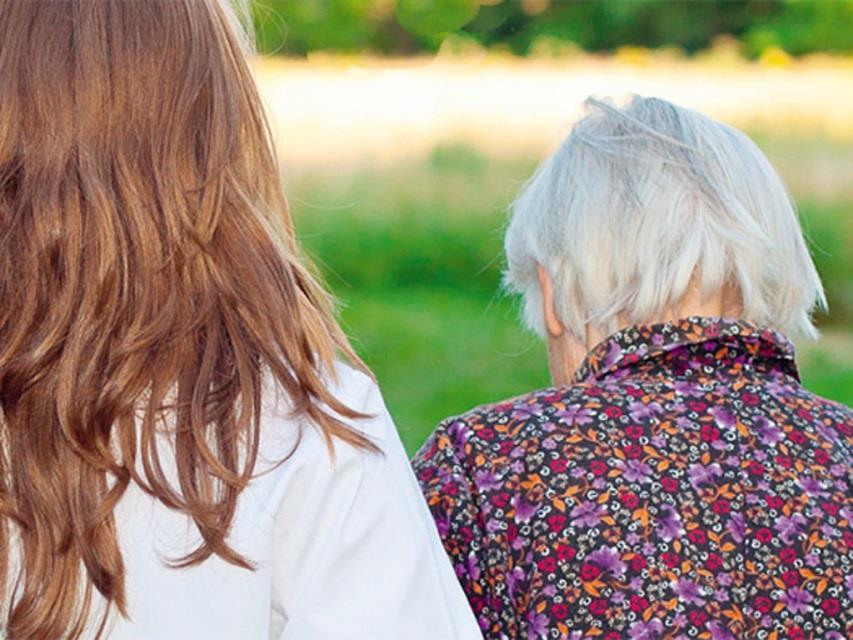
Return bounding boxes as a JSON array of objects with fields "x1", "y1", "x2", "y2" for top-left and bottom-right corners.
[{"x1": 289, "y1": 143, "x2": 853, "y2": 454}]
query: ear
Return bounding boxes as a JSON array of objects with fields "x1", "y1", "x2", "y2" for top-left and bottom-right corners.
[{"x1": 537, "y1": 264, "x2": 565, "y2": 338}]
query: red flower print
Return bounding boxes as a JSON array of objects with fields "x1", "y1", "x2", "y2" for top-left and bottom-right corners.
[
  {"x1": 492, "y1": 492, "x2": 510, "y2": 510},
  {"x1": 589, "y1": 598, "x2": 608, "y2": 616},
  {"x1": 820, "y1": 597, "x2": 840, "y2": 616},
  {"x1": 538, "y1": 556, "x2": 557, "y2": 573},
  {"x1": 556, "y1": 544, "x2": 576, "y2": 562},
  {"x1": 712, "y1": 499, "x2": 730, "y2": 515},
  {"x1": 700, "y1": 424, "x2": 720, "y2": 441},
  {"x1": 748, "y1": 461, "x2": 765, "y2": 475},
  {"x1": 589, "y1": 460, "x2": 607, "y2": 476},
  {"x1": 630, "y1": 555, "x2": 647, "y2": 571},
  {"x1": 788, "y1": 431, "x2": 806, "y2": 445},
  {"x1": 706, "y1": 553, "x2": 723, "y2": 571},
  {"x1": 624, "y1": 444, "x2": 643, "y2": 459},
  {"x1": 603, "y1": 406, "x2": 622, "y2": 419},
  {"x1": 687, "y1": 528, "x2": 707, "y2": 545},
  {"x1": 843, "y1": 530, "x2": 853, "y2": 548},
  {"x1": 550, "y1": 458, "x2": 568, "y2": 473},
  {"x1": 661, "y1": 476, "x2": 679, "y2": 493},
  {"x1": 756, "y1": 528, "x2": 773, "y2": 543},
  {"x1": 619, "y1": 491, "x2": 639, "y2": 509},
  {"x1": 765, "y1": 495, "x2": 784, "y2": 509},
  {"x1": 754, "y1": 596, "x2": 773, "y2": 614},
  {"x1": 813, "y1": 448, "x2": 830, "y2": 465},
  {"x1": 787, "y1": 626, "x2": 805, "y2": 640},
  {"x1": 782, "y1": 569, "x2": 800, "y2": 587},
  {"x1": 498, "y1": 440, "x2": 514, "y2": 455},
  {"x1": 742, "y1": 393, "x2": 759, "y2": 406},
  {"x1": 661, "y1": 552, "x2": 679, "y2": 568},
  {"x1": 821, "y1": 501, "x2": 839, "y2": 516},
  {"x1": 580, "y1": 563, "x2": 600, "y2": 581},
  {"x1": 688, "y1": 610, "x2": 708, "y2": 626},
  {"x1": 779, "y1": 548, "x2": 797, "y2": 564},
  {"x1": 629, "y1": 595, "x2": 648, "y2": 613},
  {"x1": 477, "y1": 428, "x2": 495, "y2": 441},
  {"x1": 548, "y1": 514, "x2": 567, "y2": 532},
  {"x1": 688, "y1": 400, "x2": 707, "y2": 413},
  {"x1": 625, "y1": 425, "x2": 644, "y2": 439},
  {"x1": 775, "y1": 454, "x2": 793, "y2": 468},
  {"x1": 552, "y1": 603, "x2": 569, "y2": 619}
]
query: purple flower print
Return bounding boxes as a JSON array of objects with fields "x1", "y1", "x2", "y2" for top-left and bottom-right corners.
[
  {"x1": 474, "y1": 469, "x2": 503, "y2": 491},
  {"x1": 753, "y1": 416, "x2": 783, "y2": 446},
  {"x1": 775, "y1": 513, "x2": 807, "y2": 544},
  {"x1": 513, "y1": 495, "x2": 540, "y2": 523},
  {"x1": 707, "y1": 621, "x2": 735, "y2": 640},
  {"x1": 673, "y1": 379, "x2": 704, "y2": 397},
  {"x1": 780, "y1": 587, "x2": 812, "y2": 614},
  {"x1": 710, "y1": 406, "x2": 736, "y2": 430},
  {"x1": 555, "y1": 404, "x2": 595, "y2": 426},
  {"x1": 674, "y1": 578, "x2": 706, "y2": 605},
  {"x1": 601, "y1": 340, "x2": 622, "y2": 370},
  {"x1": 728, "y1": 512, "x2": 746, "y2": 543},
  {"x1": 798, "y1": 477, "x2": 828, "y2": 499},
  {"x1": 587, "y1": 546, "x2": 627, "y2": 578},
  {"x1": 446, "y1": 420, "x2": 470, "y2": 449},
  {"x1": 628, "y1": 619, "x2": 663, "y2": 639},
  {"x1": 506, "y1": 566, "x2": 526, "y2": 598},
  {"x1": 629, "y1": 401, "x2": 663, "y2": 421},
  {"x1": 570, "y1": 500, "x2": 606, "y2": 528},
  {"x1": 526, "y1": 609, "x2": 548, "y2": 638},
  {"x1": 464, "y1": 552, "x2": 481, "y2": 581},
  {"x1": 688, "y1": 462, "x2": 722, "y2": 490},
  {"x1": 512, "y1": 403, "x2": 541, "y2": 421},
  {"x1": 656, "y1": 504, "x2": 684, "y2": 541},
  {"x1": 816, "y1": 422, "x2": 838, "y2": 442},
  {"x1": 621, "y1": 459, "x2": 653, "y2": 483}
]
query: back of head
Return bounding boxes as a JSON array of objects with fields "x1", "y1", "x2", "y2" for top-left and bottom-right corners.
[
  {"x1": 505, "y1": 95, "x2": 826, "y2": 341},
  {"x1": 0, "y1": 1, "x2": 368, "y2": 637}
]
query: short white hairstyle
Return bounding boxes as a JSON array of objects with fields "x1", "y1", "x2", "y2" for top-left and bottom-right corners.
[{"x1": 504, "y1": 95, "x2": 826, "y2": 341}]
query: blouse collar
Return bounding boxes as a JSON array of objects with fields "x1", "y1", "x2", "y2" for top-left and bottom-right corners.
[{"x1": 572, "y1": 316, "x2": 798, "y2": 384}]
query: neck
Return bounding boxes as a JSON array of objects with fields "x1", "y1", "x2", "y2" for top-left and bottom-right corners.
[{"x1": 547, "y1": 286, "x2": 741, "y2": 386}]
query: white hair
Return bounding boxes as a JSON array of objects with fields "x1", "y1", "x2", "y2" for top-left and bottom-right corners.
[{"x1": 504, "y1": 95, "x2": 827, "y2": 341}]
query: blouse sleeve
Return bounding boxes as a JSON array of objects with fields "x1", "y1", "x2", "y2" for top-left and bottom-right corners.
[
  {"x1": 410, "y1": 426, "x2": 492, "y2": 634},
  {"x1": 268, "y1": 372, "x2": 482, "y2": 640}
]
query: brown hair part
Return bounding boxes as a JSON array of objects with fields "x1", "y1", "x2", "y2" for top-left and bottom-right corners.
[{"x1": 0, "y1": 0, "x2": 372, "y2": 636}]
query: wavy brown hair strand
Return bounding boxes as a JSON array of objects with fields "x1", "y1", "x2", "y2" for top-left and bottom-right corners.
[{"x1": 0, "y1": 1, "x2": 373, "y2": 637}]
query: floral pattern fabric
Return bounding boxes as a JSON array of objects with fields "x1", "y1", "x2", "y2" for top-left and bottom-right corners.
[{"x1": 413, "y1": 317, "x2": 852, "y2": 640}]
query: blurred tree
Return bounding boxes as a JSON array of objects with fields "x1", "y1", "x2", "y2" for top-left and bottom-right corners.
[{"x1": 250, "y1": 0, "x2": 853, "y2": 57}]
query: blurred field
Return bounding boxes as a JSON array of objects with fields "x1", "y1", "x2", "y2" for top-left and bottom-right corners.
[
  {"x1": 256, "y1": 55, "x2": 852, "y2": 453},
  {"x1": 287, "y1": 143, "x2": 852, "y2": 454}
]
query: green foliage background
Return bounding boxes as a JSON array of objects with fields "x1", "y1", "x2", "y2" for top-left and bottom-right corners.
[{"x1": 252, "y1": 0, "x2": 853, "y2": 58}]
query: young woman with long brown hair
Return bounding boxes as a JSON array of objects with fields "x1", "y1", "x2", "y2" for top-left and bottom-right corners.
[{"x1": 0, "y1": 1, "x2": 481, "y2": 638}]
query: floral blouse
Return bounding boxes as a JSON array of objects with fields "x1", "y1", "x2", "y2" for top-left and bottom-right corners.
[{"x1": 413, "y1": 317, "x2": 852, "y2": 640}]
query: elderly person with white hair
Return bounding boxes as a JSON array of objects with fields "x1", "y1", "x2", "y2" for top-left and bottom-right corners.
[{"x1": 413, "y1": 96, "x2": 852, "y2": 640}]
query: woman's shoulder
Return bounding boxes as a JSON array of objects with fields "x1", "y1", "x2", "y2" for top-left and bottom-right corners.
[{"x1": 256, "y1": 361, "x2": 396, "y2": 474}]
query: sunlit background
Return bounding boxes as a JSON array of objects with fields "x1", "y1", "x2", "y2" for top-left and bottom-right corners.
[{"x1": 249, "y1": 0, "x2": 853, "y2": 453}]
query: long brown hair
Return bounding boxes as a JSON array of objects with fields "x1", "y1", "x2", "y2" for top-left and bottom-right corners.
[{"x1": 0, "y1": 0, "x2": 372, "y2": 636}]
